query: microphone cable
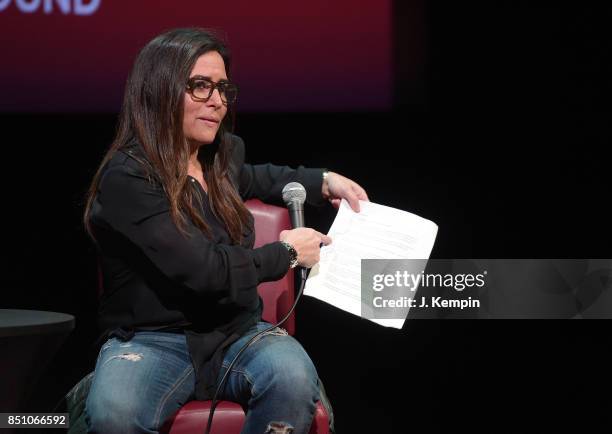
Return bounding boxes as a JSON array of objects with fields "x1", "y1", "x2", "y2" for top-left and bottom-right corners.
[{"x1": 203, "y1": 268, "x2": 308, "y2": 434}]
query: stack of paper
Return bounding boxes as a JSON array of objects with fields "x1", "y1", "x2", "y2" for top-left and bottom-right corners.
[{"x1": 304, "y1": 199, "x2": 438, "y2": 329}]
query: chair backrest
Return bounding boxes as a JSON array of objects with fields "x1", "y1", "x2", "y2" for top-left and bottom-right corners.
[
  {"x1": 96, "y1": 199, "x2": 296, "y2": 335},
  {"x1": 245, "y1": 199, "x2": 295, "y2": 335}
]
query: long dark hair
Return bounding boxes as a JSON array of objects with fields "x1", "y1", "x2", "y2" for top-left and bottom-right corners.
[{"x1": 84, "y1": 28, "x2": 251, "y2": 244}]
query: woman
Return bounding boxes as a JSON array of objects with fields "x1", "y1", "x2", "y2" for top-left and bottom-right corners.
[{"x1": 83, "y1": 28, "x2": 368, "y2": 434}]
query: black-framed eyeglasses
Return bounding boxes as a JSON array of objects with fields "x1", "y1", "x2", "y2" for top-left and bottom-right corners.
[{"x1": 186, "y1": 76, "x2": 238, "y2": 105}]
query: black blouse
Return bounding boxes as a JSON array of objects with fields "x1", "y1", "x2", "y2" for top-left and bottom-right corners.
[{"x1": 89, "y1": 134, "x2": 325, "y2": 399}]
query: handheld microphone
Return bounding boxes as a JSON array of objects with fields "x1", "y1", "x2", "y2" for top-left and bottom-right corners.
[
  {"x1": 282, "y1": 182, "x2": 308, "y2": 281},
  {"x1": 282, "y1": 182, "x2": 306, "y2": 229}
]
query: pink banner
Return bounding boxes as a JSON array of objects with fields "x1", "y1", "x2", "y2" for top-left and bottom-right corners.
[{"x1": 0, "y1": 0, "x2": 391, "y2": 112}]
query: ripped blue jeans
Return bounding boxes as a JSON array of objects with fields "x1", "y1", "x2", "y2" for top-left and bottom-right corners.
[{"x1": 84, "y1": 322, "x2": 320, "y2": 434}]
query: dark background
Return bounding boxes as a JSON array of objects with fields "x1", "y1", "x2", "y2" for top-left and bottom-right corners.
[{"x1": 3, "y1": 2, "x2": 612, "y2": 433}]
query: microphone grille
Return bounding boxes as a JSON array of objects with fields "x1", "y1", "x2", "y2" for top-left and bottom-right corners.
[{"x1": 282, "y1": 182, "x2": 307, "y2": 205}]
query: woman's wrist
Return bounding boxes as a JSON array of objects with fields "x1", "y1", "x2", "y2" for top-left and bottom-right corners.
[
  {"x1": 321, "y1": 170, "x2": 331, "y2": 199},
  {"x1": 280, "y1": 241, "x2": 299, "y2": 269}
]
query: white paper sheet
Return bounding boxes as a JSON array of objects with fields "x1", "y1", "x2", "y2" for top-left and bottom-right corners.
[{"x1": 304, "y1": 199, "x2": 438, "y2": 328}]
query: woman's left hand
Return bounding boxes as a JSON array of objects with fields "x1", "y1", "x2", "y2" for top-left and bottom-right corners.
[{"x1": 322, "y1": 171, "x2": 369, "y2": 212}]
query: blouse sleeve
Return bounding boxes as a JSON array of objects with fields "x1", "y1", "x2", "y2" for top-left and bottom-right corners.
[
  {"x1": 230, "y1": 135, "x2": 327, "y2": 206},
  {"x1": 92, "y1": 160, "x2": 290, "y2": 301}
]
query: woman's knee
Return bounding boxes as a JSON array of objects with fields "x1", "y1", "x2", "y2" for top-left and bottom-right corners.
[
  {"x1": 251, "y1": 340, "x2": 319, "y2": 403},
  {"x1": 271, "y1": 364, "x2": 320, "y2": 404},
  {"x1": 85, "y1": 334, "x2": 192, "y2": 433},
  {"x1": 85, "y1": 379, "x2": 156, "y2": 433}
]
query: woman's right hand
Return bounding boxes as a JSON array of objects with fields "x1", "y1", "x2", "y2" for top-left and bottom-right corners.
[{"x1": 279, "y1": 228, "x2": 332, "y2": 268}]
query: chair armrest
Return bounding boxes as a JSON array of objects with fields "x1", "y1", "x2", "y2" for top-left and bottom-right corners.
[{"x1": 245, "y1": 199, "x2": 295, "y2": 335}]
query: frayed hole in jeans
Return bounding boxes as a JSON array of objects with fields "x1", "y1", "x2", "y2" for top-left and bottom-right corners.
[
  {"x1": 118, "y1": 353, "x2": 142, "y2": 361},
  {"x1": 264, "y1": 421, "x2": 294, "y2": 433},
  {"x1": 249, "y1": 327, "x2": 288, "y2": 346},
  {"x1": 102, "y1": 353, "x2": 144, "y2": 366},
  {"x1": 266, "y1": 327, "x2": 288, "y2": 336}
]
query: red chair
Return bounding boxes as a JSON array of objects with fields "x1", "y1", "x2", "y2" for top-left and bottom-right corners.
[{"x1": 160, "y1": 199, "x2": 330, "y2": 434}]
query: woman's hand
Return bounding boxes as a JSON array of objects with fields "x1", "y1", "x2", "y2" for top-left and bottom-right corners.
[
  {"x1": 322, "y1": 171, "x2": 369, "y2": 212},
  {"x1": 280, "y1": 228, "x2": 332, "y2": 268}
]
